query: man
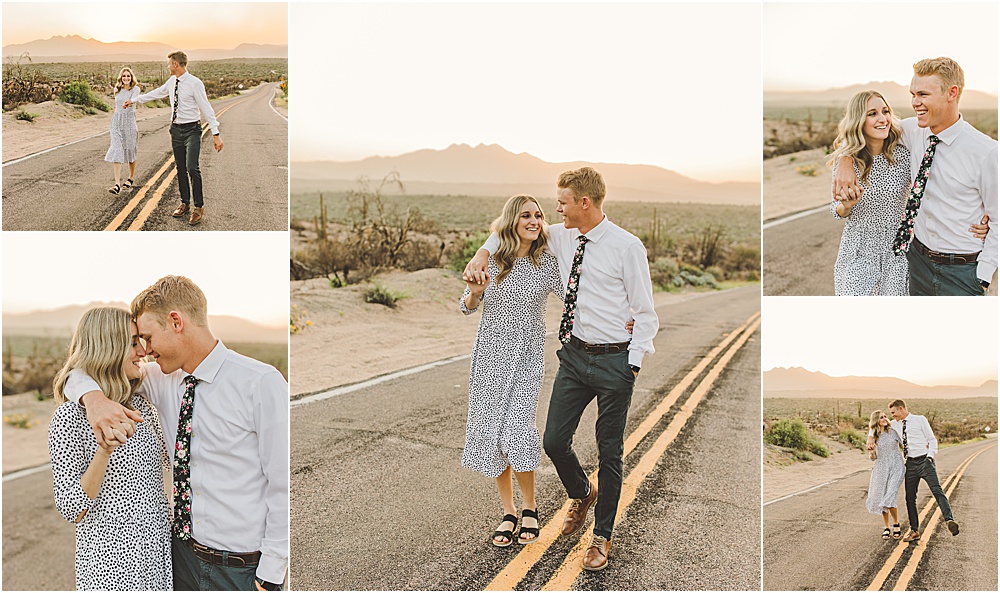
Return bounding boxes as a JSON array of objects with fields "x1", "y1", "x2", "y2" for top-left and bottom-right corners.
[
  {"x1": 866, "y1": 399, "x2": 958, "y2": 542},
  {"x1": 125, "y1": 51, "x2": 225, "y2": 226},
  {"x1": 64, "y1": 276, "x2": 288, "y2": 590},
  {"x1": 465, "y1": 167, "x2": 659, "y2": 571},
  {"x1": 835, "y1": 57, "x2": 998, "y2": 295}
]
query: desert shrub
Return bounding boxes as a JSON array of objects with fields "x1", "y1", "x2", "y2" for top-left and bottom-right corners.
[
  {"x1": 810, "y1": 441, "x2": 830, "y2": 457},
  {"x1": 60, "y1": 81, "x2": 109, "y2": 112},
  {"x1": 15, "y1": 109, "x2": 38, "y2": 122},
  {"x1": 449, "y1": 232, "x2": 491, "y2": 273},
  {"x1": 4, "y1": 414, "x2": 31, "y2": 429},
  {"x1": 289, "y1": 304, "x2": 312, "y2": 334},
  {"x1": 364, "y1": 283, "x2": 405, "y2": 309},
  {"x1": 765, "y1": 418, "x2": 829, "y2": 457},
  {"x1": 838, "y1": 428, "x2": 866, "y2": 451},
  {"x1": 795, "y1": 164, "x2": 819, "y2": 177},
  {"x1": 397, "y1": 238, "x2": 444, "y2": 271}
]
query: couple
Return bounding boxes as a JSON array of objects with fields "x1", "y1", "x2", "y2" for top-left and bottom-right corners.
[
  {"x1": 106, "y1": 51, "x2": 223, "y2": 226},
  {"x1": 866, "y1": 400, "x2": 958, "y2": 543},
  {"x1": 460, "y1": 167, "x2": 659, "y2": 571},
  {"x1": 49, "y1": 276, "x2": 288, "y2": 591},
  {"x1": 830, "y1": 57, "x2": 997, "y2": 296}
]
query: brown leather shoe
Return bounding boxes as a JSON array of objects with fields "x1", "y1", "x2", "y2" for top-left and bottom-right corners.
[
  {"x1": 582, "y1": 535, "x2": 611, "y2": 571},
  {"x1": 561, "y1": 480, "x2": 597, "y2": 536},
  {"x1": 902, "y1": 530, "x2": 921, "y2": 543},
  {"x1": 172, "y1": 203, "x2": 190, "y2": 217},
  {"x1": 189, "y1": 206, "x2": 204, "y2": 226}
]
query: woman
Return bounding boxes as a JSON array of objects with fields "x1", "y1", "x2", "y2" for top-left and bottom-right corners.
[
  {"x1": 49, "y1": 307, "x2": 171, "y2": 590},
  {"x1": 828, "y1": 90, "x2": 988, "y2": 295},
  {"x1": 461, "y1": 194, "x2": 562, "y2": 547},
  {"x1": 866, "y1": 409, "x2": 905, "y2": 540},
  {"x1": 105, "y1": 67, "x2": 141, "y2": 195}
]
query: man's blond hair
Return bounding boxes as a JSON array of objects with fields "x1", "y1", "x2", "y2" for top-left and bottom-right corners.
[
  {"x1": 131, "y1": 275, "x2": 209, "y2": 327},
  {"x1": 167, "y1": 51, "x2": 188, "y2": 67},
  {"x1": 913, "y1": 57, "x2": 964, "y2": 100},
  {"x1": 889, "y1": 399, "x2": 907, "y2": 411},
  {"x1": 558, "y1": 167, "x2": 607, "y2": 208}
]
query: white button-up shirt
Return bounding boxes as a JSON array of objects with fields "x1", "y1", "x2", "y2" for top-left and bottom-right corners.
[
  {"x1": 484, "y1": 216, "x2": 659, "y2": 367},
  {"x1": 65, "y1": 341, "x2": 289, "y2": 583},
  {"x1": 900, "y1": 116, "x2": 999, "y2": 282},
  {"x1": 136, "y1": 72, "x2": 221, "y2": 135}
]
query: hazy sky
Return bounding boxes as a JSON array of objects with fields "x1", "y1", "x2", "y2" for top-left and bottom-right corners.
[
  {"x1": 290, "y1": 3, "x2": 762, "y2": 183},
  {"x1": 765, "y1": 3, "x2": 998, "y2": 94},
  {"x1": 3, "y1": 233, "x2": 289, "y2": 327},
  {"x1": 762, "y1": 299, "x2": 998, "y2": 387},
  {"x1": 1, "y1": 2, "x2": 288, "y2": 48}
]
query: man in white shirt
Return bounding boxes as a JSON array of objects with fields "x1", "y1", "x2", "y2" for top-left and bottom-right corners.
[
  {"x1": 866, "y1": 399, "x2": 958, "y2": 542},
  {"x1": 465, "y1": 167, "x2": 659, "y2": 571},
  {"x1": 125, "y1": 51, "x2": 224, "y2": 226},
  {"x1": 64, "y1": 276, "x2": 288, "y2": 590},
  {"x1": 835, "y1": 57, "x2": 998, "y2": 296}
]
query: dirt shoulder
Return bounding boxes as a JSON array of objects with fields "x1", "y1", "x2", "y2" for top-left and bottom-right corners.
[
  {"x1": 764, "y1": 435, "x2": 872, "y2": 502},
  {"x1": 2, "y1": 392, "x2": 57, "y2": 474},
  {"x1": 763, "y1": 148, "x2": 833, "y2": 221}
]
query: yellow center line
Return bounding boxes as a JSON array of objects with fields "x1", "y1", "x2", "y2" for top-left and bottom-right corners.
[
  {"x1": 484, "y1": 311, "x2": 761, "y2": 591},
  {"x1": 892, "y1": 444, "x2": 995, "y2": 591},
  {"x1": 541, "y1": 316, "x2": 761, "y2": 591},
  {"x1": 103, "y1": 89, "x2": 257, "y2": 231},
  {"x1": 865, "y1": 443, "x2": 995, "y2": 591},
  {"x1": 127, "y1": 169, "x2": 178, "y2": 230}
]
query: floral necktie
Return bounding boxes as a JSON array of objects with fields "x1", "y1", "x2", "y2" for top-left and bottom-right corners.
[
  {"x1": 893, "y1": 135, "x2": 940, "y2": 255},
  {"x1": 173, "y1": 374, "x2": 199, "y2": 540},
  {"x1": 559, "y1": 235, "x2": 589, "y2": 344},
  {"x1": 171, "y1": 78, "x2": 179, "y2": 124},
  {"x1": 901, "y1": 419, "x2": 908, "y2": 458}
]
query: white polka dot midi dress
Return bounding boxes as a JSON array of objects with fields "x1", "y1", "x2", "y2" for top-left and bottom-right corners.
[
  {"x1": 49, "y1": 394, "x2": 172, "y2": 591},
  {"x1": 104, "y1": 86, "x2": 140, "y2": 164},
  {"x1": 866, "y1": 428, "x2": 905, "y2": 514},
  {"x1": 460, "y1": 252, "x2": 563, "y2": 478},
  {"x1": 831, "y1": 144, "x2": 911, "y2": 296}
]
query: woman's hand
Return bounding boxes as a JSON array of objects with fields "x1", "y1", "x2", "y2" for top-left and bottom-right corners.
[
  {"x1": 98, "y1": 436, "x2": 124, "y2": 454},
  {"x1": 970, "y1": 214, "x2": 990, "y2": 240},
  {"x1": 466, "y1": 271, "x2": 490, "y2": 295}
]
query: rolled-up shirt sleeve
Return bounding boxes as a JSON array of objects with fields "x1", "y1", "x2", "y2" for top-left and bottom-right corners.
[
  {"x1": 623, "y1": 240, "x2": 659, "y2": 367},
  {"x1": 253, "y1": 370, "x2": 290, "y2": 583},
  {"x1": 977, "y1": 145, "x2": 998, "y2": 283},
  {"x1": 48, "y1": 405, "x2": 98, "y2": 523}
]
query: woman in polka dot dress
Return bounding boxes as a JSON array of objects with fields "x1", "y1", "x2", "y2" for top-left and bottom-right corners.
[
  {"x1": 461, "y1": 194, "x2": 563, "y2": 547},
  {"x1": 49, "y1": 307, "x2": 172, "y2": 590},
  {"x1": 829, "y1": 90, "x2": 989, "y2": 295}
]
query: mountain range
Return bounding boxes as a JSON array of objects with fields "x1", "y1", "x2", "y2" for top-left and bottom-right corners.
[
  {"x1": 2, "y1": 302, "x2": 286, "y2": 344},
  {"x1": 764, "y1": 366, "x2": 998, "y2": 399},
  {"x1": 765, "y1": 81, "x2": 998, "y2": 111},
  {"x1": 2, "y1": 35, "x2": 287, "y2": 62},
  {"x1": 293, "y1": 143, "x2": 759, "y2": 206}
]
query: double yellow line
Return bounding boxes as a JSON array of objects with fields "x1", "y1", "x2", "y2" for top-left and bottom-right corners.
[
  {"x1": 102, "y1": 93, "x2": 255, "y2": 231},
  {"x1": 865, "y1": 442, "x2": 996, "y2": 591},
  {"x1": 485, "y1": 311, "x2": 761, "y2": 591}
]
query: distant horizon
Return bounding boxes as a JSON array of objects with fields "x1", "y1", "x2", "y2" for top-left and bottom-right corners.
[
  {"x1": 764, "y1": 81, "x2": 998, "y2": 98},
  {"x1": 2, "y1": 301, "x2": 285, "y2": 330},
  {"x1": 1, "y1": 33, "x2": 287, "y2": 51},
  {"x1": 763, "y1": 365, "x2": 996, "y2": 389}
]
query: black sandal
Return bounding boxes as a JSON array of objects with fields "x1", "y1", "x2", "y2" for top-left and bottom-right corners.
[
  {"x1": 517, "y1": 508, "x2": 540, "y2": 544},
  {"x1": 109, "y1": 183, "x2": 121, "y2": 195},
  {"x1": 882, "y1": 527, "x2": 891, "y2": 540},
  {"x1": 493, "y1": 513, "x2": 517, "y2": 548},
  {"x1": 122, "y1": 178, "x2": 134, "y2": 190},
  {"x1": 892, "y1": 524, "x2": 902, "y2": 539}
]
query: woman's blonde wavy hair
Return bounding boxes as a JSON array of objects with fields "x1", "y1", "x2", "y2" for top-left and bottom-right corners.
[
  {"x1": 114, "y1": 67, "x2": 138, "y2": 93},
  {"x1": 828, "y1": 90, "x2": 901, "y2": 184},
  {"x1": 868, "y1": 409, "x2": 890, "y2": 446},
  {"x1": 490, "y1": 194, "x2": 549, "y2": 286},
  {"x1": 53, "y1": 307, "x2": 141, "y2": 408}
]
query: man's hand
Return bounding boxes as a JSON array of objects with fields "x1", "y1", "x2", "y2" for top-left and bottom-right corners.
[
  {"x1": 213, "y1": 135, "x2": 224, "y2": 153},
  {"x1": 81, "y1": 390, "x2": 144, "y2": 448},
  {"x1": 123, "y1": 100, "x2": 133, "y2": 108},
  {"x1": 832, "y1": 156, "x2": 862, "y2": 203},
  {"x1": 970, "y1": 214, "x2": 990, "y2": 240},
  {"x1": 462, "y1": 249, "x2": 490, "y2": 286}
]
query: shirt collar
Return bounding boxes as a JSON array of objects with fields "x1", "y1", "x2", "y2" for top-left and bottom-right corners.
[
  {"x1": 932, "y1": 114, "x2": 965, "y2": 145},
  {"x1": 579, "y1": 215, "x2": 611, "y2": 243},
  {"x1": 190, "y1": 340, "x2": 228, "y2": 384}
]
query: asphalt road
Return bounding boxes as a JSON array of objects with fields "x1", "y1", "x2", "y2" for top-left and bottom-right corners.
[
  {"x1": 763, "y1": 209, "x2": 839, "y2": 296},
  {"x1": 290, "y1": 286, "x2": 761, "y2": 590},
  {"x1": 2, "y1": 82, "x2": 287, "y2": 231},
  {"x1": 763, "y1": 437, "x2": 998, "y2": 591}
]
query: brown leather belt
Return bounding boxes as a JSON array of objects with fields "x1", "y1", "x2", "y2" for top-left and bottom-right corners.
[
  {"x1": 189, "y1": 540, "x2": 261, "y2": 567},
  {"x1": 568, "y1": 335, "x2": 630, "y2": 355},
  {"x1": 912, "y1": 237, "x2": 980, "y2": 265}
]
